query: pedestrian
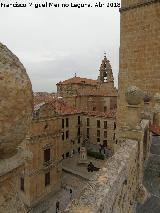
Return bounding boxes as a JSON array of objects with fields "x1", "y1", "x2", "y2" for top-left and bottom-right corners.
[
  {"x1": 56, "y1": 200, "x2": 60, "y2": 213},
  {"x1": 70, "y1": 188, "x2": 73, "y2": 200}
]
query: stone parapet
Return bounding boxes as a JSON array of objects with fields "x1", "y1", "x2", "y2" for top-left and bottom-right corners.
[{"x1": 64, "y1": 139, "x2": 139, "y2": 213}]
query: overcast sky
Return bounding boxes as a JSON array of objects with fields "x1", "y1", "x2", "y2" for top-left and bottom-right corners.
[{"x1": 0, "y1": 0, "x2": 120, "y2": 92}]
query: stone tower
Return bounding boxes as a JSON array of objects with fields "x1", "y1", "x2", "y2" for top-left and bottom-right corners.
[
  {"x1": 98, "y1": 54, "x2": 114, "y2": 85},
  {"x1": 117, "y1": 0, "x2": 160, "y2": 133}
]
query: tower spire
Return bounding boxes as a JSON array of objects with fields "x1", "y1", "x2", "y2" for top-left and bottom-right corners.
[{"x1": 99, "y1": 53, "x2": 114, "y2": 83}]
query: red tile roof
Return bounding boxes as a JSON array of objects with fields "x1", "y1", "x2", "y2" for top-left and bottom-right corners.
[
  {"x1": 150, "y1": 124, "x2": 160, "y2": 136},
  {"x1": 34, "y1": 95, "x2": 80, "y2": 115},
  {"x1": 34, "y1": 92, "x2": 56, "y2": 104},
  {"x1": 57, "y1": 76, "x2": 98, "y2": 86},
  {"x1": 34, "y1": 93, "x2": 116, "y2": 118},
  {"x1": 83, "y1": 110, "x2": 116, "y2": 119}
]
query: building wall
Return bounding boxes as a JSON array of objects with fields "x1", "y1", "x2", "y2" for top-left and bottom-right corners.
[
  {"x1": 82, "y1": 115, "x2": 116, "y2": 151},
  {"x1": 63, "y1": 95, "x2": 117, "y2": 112},
  {"x1": 117, "y1": 0, "x2": 160, "y2": 131},
  {"x1": 61, "y1": 114, "x2": 84, "y2": 157},
  {"x1": 21, "y1": 116, "x2": 62, "y2": 207},
  {"x1": 57, "y1": 83, "x2": 97, "y2": 97}
]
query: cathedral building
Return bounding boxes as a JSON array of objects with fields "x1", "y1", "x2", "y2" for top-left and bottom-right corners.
[{"x1": 57, "y1": 55, "x2": 118, "y2": 112}]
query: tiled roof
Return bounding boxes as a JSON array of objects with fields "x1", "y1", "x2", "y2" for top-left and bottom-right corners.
[
  {"x1": 34, "y1": 92, "x2": 56, "y2": 105},
  {"x1": 83, "y1": 110, "x2": 116, "y2": 119},
  {"x1": 57, "y1": 76, "x2": 98, "y2": 86},
  {"x1": 34, "y1": 94, "x2": 80, "y2": 116},
  {"x1": 150, "y1": 124, "x2": 160, "y2": 136},
  {"x1": 34, "y1": 93, "x2": 116, "y2": 118}
]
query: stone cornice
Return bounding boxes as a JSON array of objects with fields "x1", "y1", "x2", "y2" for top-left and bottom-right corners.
[
  {"x1": 120, "y1": 0, "x2": 160, "y2": 12},
  {"x1": 25, "y1": 160, "x2": 62, "y2": 177}
]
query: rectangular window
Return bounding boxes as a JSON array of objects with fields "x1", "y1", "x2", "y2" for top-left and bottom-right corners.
[
  {"x1": 97, "y1": 120, "x2": 100, "y2": 128},
  {"x1": 20, "y1": 177, "x2": 24, "y2": 192},
  {"x1": 104, "y1": 121, "x2": 107, "y2": 129},
  {"x1": 62, "y1": 132, "x2": 64, "y2": 141},
  {"x1": 87, "y1": 128, "x2": 89, "y2": 138},
  {"x1": 87, "y1": 118, "x2": 90, "y2": 126},
  {"x1": 113, "y1": 133, "x2": 116, "y2": 140},
  {"x1": 45, "y1": 172, "x2": 50, "y2": 186},
  {"x1": 66, "y1": 118, "x2": 69, "y2": 127},
  {"x1": 114, "y1": 122, "x2": 116, "y2": 130},
  {"x1": 62, "y1": 119, "x2": 64, "y2": 128},
  {"x1": 93, "y1": 107, "x2": 96, "y2": 111},
  {"x1": 44, "y1": 148, "x2": 50, "y2": 162},
  {"x1": 97, "y1": 138, "x2": 100, "y2": 143},
  {"x1": 78, "y1": 138, "x2": 81, "y2": 144},
  {"x1": 97, "y1": 130, "x2": 100, "y2": 137},
  {"x1": 77, "y1": 127, "x2": 81, "y2": 136},
  {"x1": 103, "y1": 140, "x2": 107, "y2": 147},
  {"x1": 104, "y1": 106, "x2": 107, "y2": 112},
  {"x1": 78, "y1": 116, "x2": 81, "y2": 125},
  {"x1": 104, "y1": 131, "x2": 107, "y2": 138},
  {"x1": 66, "y1": 130, "x2": 69, "y2": 139}
]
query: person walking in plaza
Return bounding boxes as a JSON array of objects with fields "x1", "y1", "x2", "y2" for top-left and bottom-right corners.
[
  {"x1": 70, "y1": 188, "x2": 73, "y2": 200},
  {"x1": 56, "y1": 200, "x2": 60, "y2": 213}
]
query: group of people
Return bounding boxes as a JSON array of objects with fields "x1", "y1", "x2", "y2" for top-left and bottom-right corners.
[{"x1": 87, "y1": 162, "x2": 99, "y2": 172}]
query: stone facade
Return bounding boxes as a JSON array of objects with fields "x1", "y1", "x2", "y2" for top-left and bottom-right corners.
[
  {"x1": 64, "y1": 0, "x2": 159, "y2": 212},
  {"x1": 82, "y1": 112, "x2": 116, "y2": 151},
  {"x1": 60, "y1": 114, "x2": 84, "y2": 158},
  {"x1": 57, "y1": 56, "x2": 117, "y2": 112},
  {"x1": 20, "y1": 103, "x2": 62, "y2": 208},
  {"x1": 1, "y1": 0, "x2": 160, "y2": 212},
  {"x1": 117, "y1": 0, "x2": 160, "y2": 133}
]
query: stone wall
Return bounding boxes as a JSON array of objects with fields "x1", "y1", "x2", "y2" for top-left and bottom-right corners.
[
  {"x1": 0, "y1": 152, "x2": 27, "y2": 213},
  {"x1": 61, "y1": 114, "x2": 84, "y2": 157},
  {"x1": 64, "y1": 139, "x2": 139, "y2": 213},
  {"x1": 21, "y1": 109, "x2": 62, "y2": 207},
  {"x1": 117, "y1": 0, "x2": 160, "y2": 132},
  {"x1": 82, "y1": 115, "x2": 116, "y2": 151}
]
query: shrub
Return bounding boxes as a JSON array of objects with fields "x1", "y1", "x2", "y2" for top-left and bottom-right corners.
[{"x1": 87, "y1": 150, "x2": 105, "y2": 160}]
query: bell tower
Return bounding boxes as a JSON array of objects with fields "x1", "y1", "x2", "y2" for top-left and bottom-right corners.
[{"x1": 98, "y1": 53, "x2": 114, "y2": 84}]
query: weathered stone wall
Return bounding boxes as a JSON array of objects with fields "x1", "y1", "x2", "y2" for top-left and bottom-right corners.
[
  {"x1": 0, "y1": 151, "x2": 27, "y2": 213},
  {"x1": 82, "y1": 115, "x2": 116, "y2": 151},
  {"x1": 61, "y1": 114, "x2": 84, "y2": 157},
  {"x1": 64, "y1": 139, "x2": 139, "y2": 213},
  {"x1": 0, "y1": 42, "x2": 33, "y2": 159},
  {"x1": 63, "y1": 95, "x2": 116, "y2": 112},
  {"x1": 21, "y1": 111, "x2": 62, "y2": 207},
  {"x1": 117, "y1": 0, "x2": 160, "y2": 132},
  {"x1": 0, "y1": 42, "x2": 33, "y2": 212}
]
